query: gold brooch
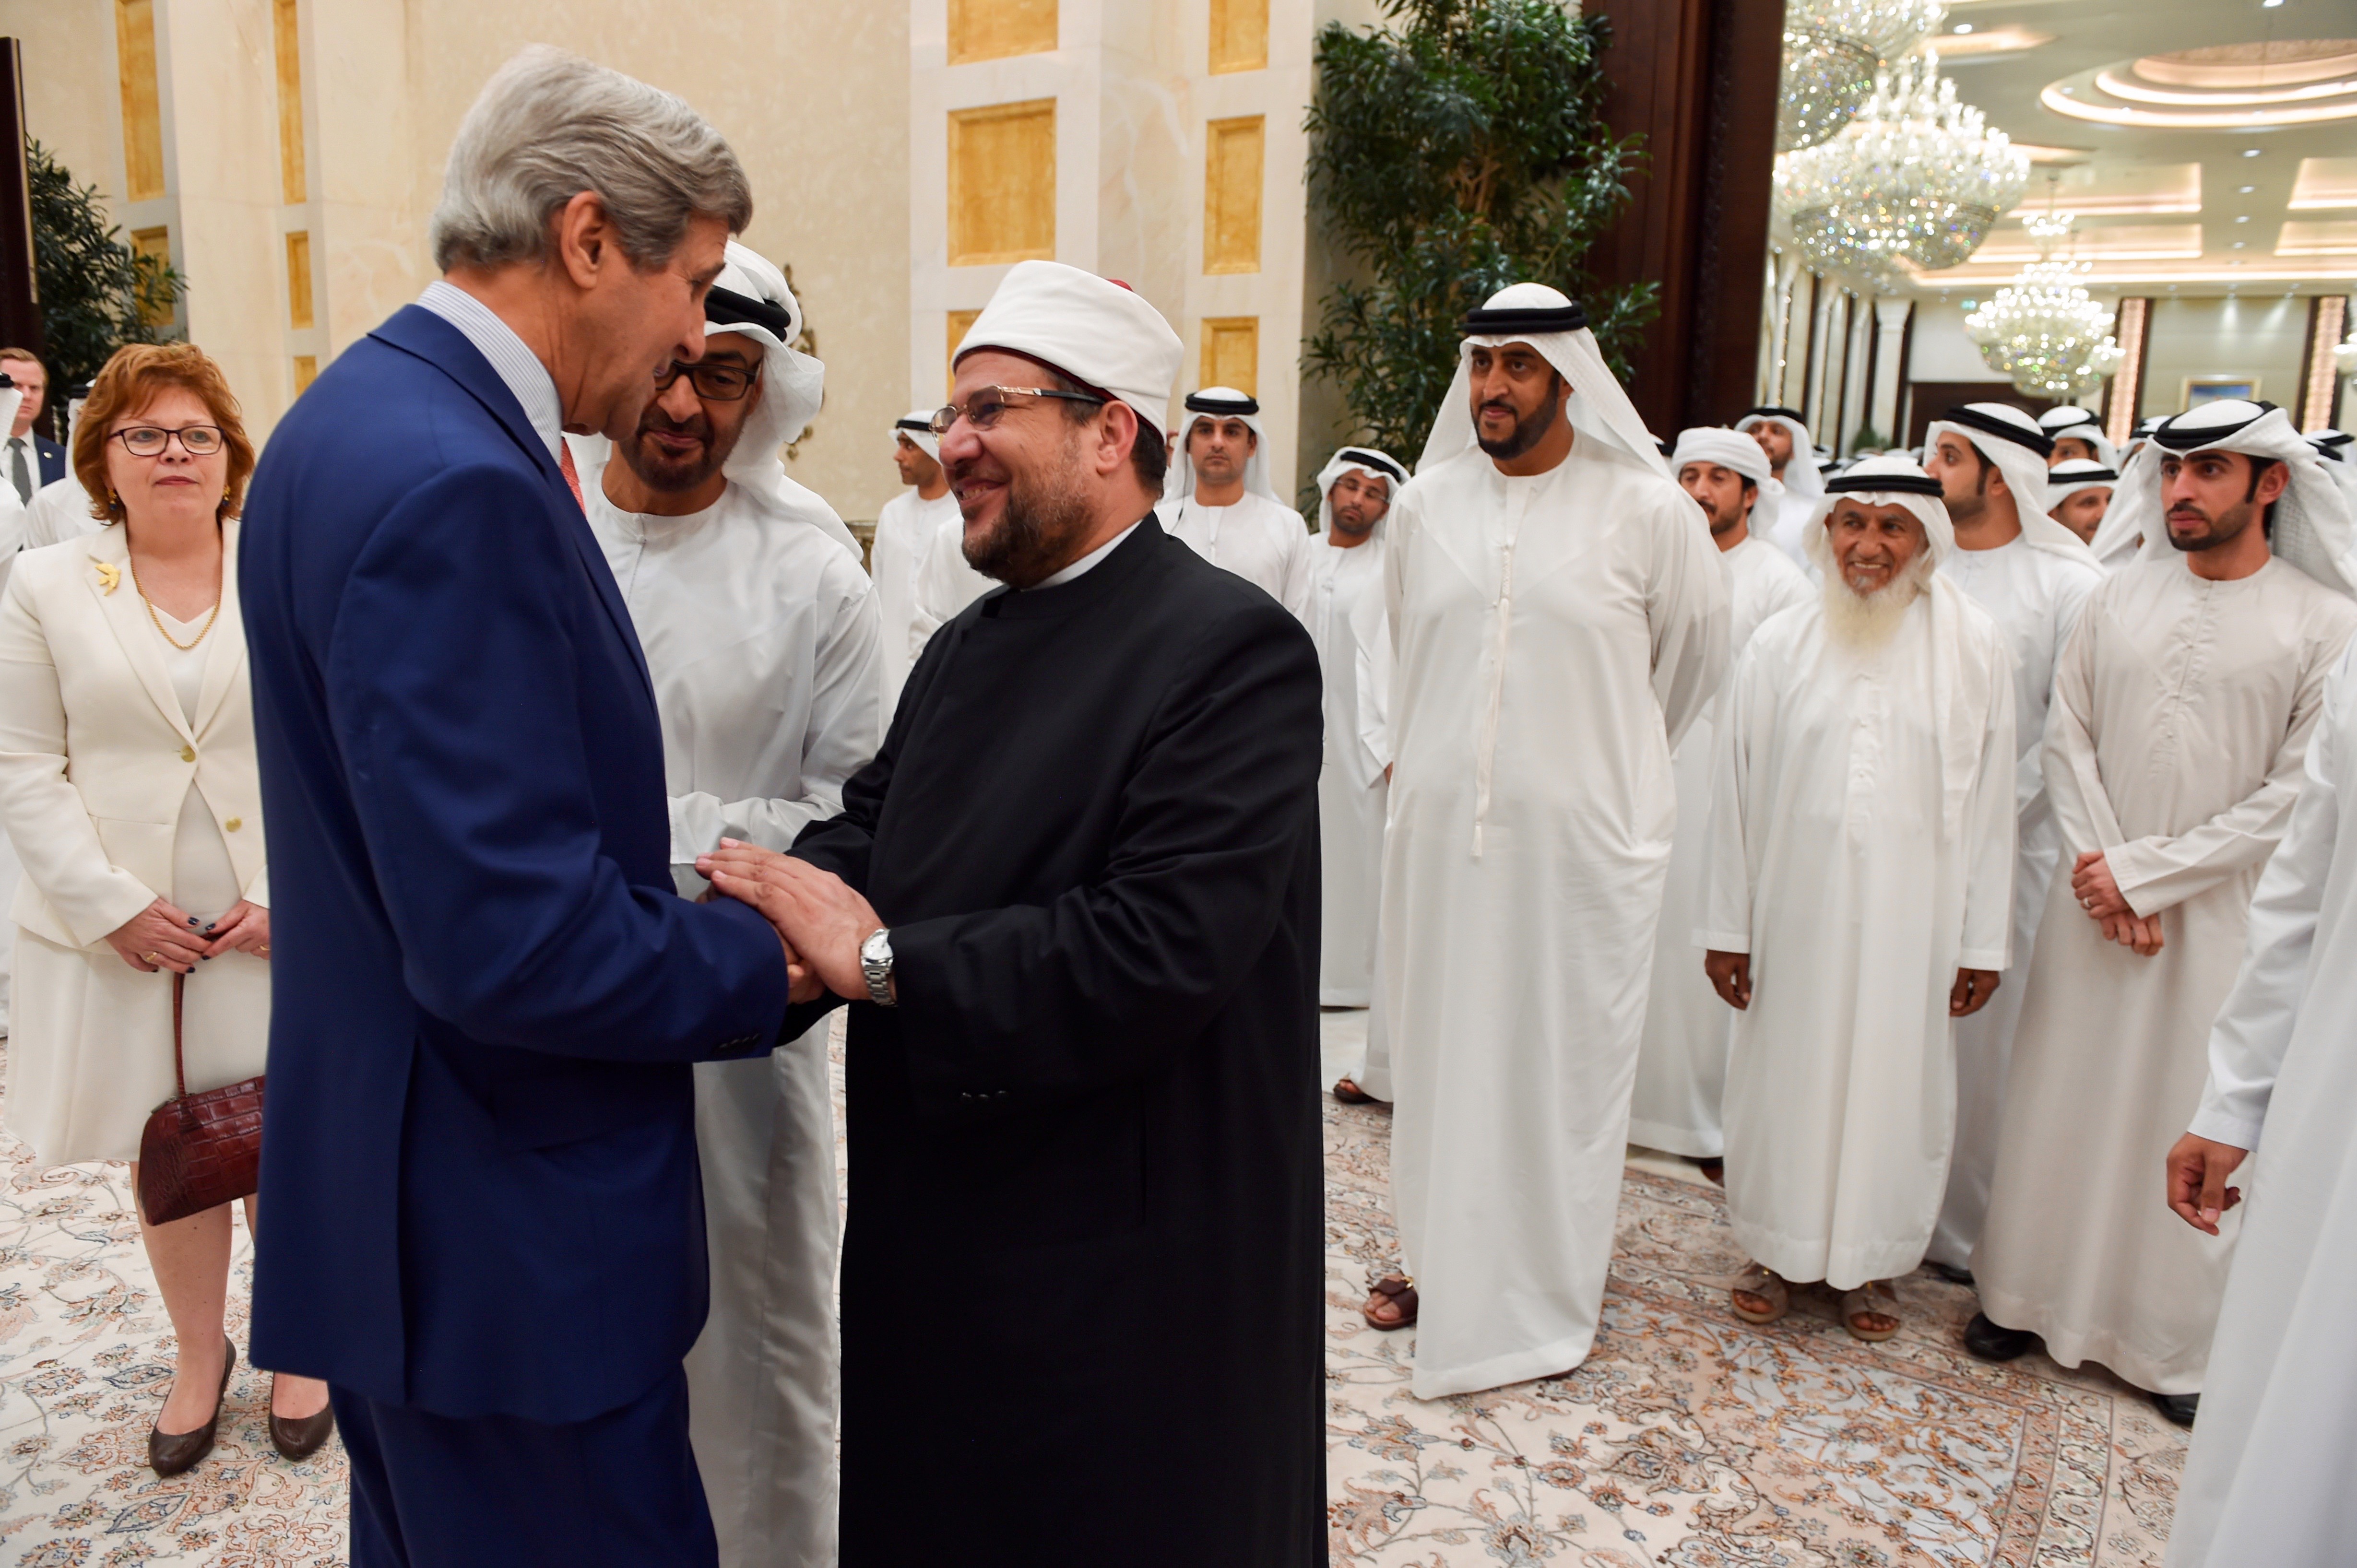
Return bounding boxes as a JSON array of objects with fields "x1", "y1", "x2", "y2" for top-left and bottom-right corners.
[{"x1": 92, "y1": 559, "x2": 120, "y2": 595}]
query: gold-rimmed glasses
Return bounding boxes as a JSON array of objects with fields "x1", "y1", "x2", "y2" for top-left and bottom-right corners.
[{"x1": 930, "y1": 387, "x2": 1107, "y2": 436}]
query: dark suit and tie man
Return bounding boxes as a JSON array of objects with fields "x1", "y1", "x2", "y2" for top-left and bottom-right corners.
[
  {"x1": 0, "y1": 348, "x2": 65, "y2": 503},
  {"x1": 239, "y1": 48, "x2": 796, "y2": 1567}
]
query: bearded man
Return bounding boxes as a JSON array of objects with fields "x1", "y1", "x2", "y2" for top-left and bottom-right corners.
[
  {"x1": 570, "y1": 243, "x2": 880, "y2": 1568},
  {"x1": 1161, "y1": 387, "x2": 1314, "y2": 615},
  {"x1": 1629, "y1": 428, "x2": 1810, "y2": 1170},
  {"x1": 1971, "y1": 400, "x2": 2357, "y2": 1427},
  {"x1": 1735, "y1": 404, "x2": 1824, "y2": 570},
  {"x1": 698, "y1": 260, "x2": 1326, "y2": 1565},
  {"x1": 1360, "y1": 284, "x2": 1728, "y2": 1391},
  {"x1": 1702, "y1": 458, "x2": 2015, "y2": 1341},
  {"x1": 1918, "y1": 404, "x2": 2102, "y2": 1281}
]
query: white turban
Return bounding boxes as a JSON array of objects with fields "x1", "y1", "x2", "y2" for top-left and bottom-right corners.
[
  {"x1": 1670, "y1": 426, "x2": 1772, "y2": 488},
  {"x1": 563, "y1": 240, "x2": 860, "y2": 561},
  {"x1": 1312, "y1": 445, "x2": 1405, "y2": 537},
  {"x1": 1926, "y1": 402, "x2": 2098, "y2": 566},
  {"x1": 953, "y1": 259, "x2": 1183, "y2": 438},
  {"x1": 2087, "y1": 400, "x2": 2357, "y2": 595},
  {"x1": 2037, "y1": 405, "x2": 2119, "y2": 469},
  {"x1": 1416, "y1": 283, "x2": 1669, "y2": 480},
  {"x1": 1806, "y1": 455, "x2": 1997, "y2": 837},
  {"x1": 1167, "y1": 388, "x2": 1281, "y2": 504},
  {"x1": 1733, "y1": 405, "x2": 1823, "y2": 500},
  {"x1": 891, "y1": 409, "x2": 939, "y2": 463},
  {"x1": 2046, "y1": 459, "x2": 2118, "y2": 509}
]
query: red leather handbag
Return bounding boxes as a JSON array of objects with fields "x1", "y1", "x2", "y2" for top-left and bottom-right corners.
[{"x1": 136, "y1": 974, "x2": 265, "y2": 1226}]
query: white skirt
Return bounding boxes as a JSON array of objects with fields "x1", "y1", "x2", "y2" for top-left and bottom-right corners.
[{"x1": 3, "y1": 925, "x2": 271, "y2": 1167}]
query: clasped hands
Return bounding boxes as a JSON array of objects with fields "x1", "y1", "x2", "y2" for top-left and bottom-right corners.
[
  {"x1": 2070, "y1": 849, "x2": 2163, "y2": 956},
  {"x1": 698, "y1": 840, "x2": 879, "y2": 1006},
  {"x1": 105, "y1": 896, "x2": 270, "y2": 974}
]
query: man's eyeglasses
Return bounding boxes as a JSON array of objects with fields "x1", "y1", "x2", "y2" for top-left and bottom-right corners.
[
  {"x1": 110, "y1": 425, "x2": 225, "y2": 458},
  {"x1": 655, "y1": 359, "x2": 760, "y2": 402},
  {"x1": 930, "y1": 387, "x2": 1107, "y2": 436}
]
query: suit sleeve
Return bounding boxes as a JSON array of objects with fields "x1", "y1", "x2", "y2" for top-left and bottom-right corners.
[
  {"x1": 881, "y1": 600, "x2": 1324, "y2": 1112},
  {"x1": 326, "y1": 462, "x2": 789, "y2": 1061}
]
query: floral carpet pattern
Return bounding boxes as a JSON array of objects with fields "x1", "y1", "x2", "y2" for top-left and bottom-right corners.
[
  {"x1": 1321, "y1": 1086, "x2": 2187, "y2": 1567},
  {"x1": 0, "y1": 1021, "x2": 2183, "y2": 1565}
]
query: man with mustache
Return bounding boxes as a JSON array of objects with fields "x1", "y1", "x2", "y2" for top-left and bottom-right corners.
[
  {"x1": 1161, "y1": 386, "x2": 1315, "y2": 616},
  {"x1": 1971, "y1": 401, "x2": 2357, "y2": 1429},
  {"x1": 699, "y1": 259, "x2": 1326, "y2": 1564},
  {"x1": 1702, "y1": 459, "x2": 2014, "y2": 1341},
  {"x1": 1359, "y1": 283, "x2": 1728, "y2": 1390},
  {"x1": 573, "y1": 243, "x2": 882, "y2": 1568},
  {"x1": 1734, "y1": 404, "x2": 1825, "y2": 570}
]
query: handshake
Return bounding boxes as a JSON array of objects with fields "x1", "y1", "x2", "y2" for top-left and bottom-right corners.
[{"x1": 697, "y1": 840, "x2": 880, "y2": 1006}]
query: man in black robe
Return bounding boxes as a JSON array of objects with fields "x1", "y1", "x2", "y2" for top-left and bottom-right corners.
[{"x1": 701, "y1": 259, "x2": 1326, "y2": 1566}]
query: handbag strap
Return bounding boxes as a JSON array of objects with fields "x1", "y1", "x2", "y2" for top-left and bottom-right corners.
[{"x1": 170, "y1": 970, "x2": 187, "y2": 1101}]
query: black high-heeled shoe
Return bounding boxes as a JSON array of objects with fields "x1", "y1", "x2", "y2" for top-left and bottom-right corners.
[
  {"x1": 269, "y1": 1375, "x2": 337, "y2": 1462},
  {"x1": 149, "y1": 1338, "x2": 235, "y2": 1476}
]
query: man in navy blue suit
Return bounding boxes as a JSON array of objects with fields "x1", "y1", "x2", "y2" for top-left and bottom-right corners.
[
  {"x1": 240, "y1": 48, "x2": 798, "y2": 1566},
  {"x1": 0, "y1": 347, "x2": 65, "y2": 500}
]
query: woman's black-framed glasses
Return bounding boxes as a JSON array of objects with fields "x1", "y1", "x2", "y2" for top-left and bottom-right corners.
[
  {"x1": 930, "y1": 387, "x2": 1107, "y2": 436},
  {"x1": 655, "y1": 359, "x2": 760, "y2": 402},
  {"x1": 111, "y1": 425, "x2": 225, "y2": 458}
]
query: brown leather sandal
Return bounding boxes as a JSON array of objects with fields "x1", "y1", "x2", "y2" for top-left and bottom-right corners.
[
  {"x1": 1362, "y1": 1273, "x2": 1418, "y2": 1329},
  {"x1": 1332, "y1": 1078, "x2": 1378, "y2": 1105}
]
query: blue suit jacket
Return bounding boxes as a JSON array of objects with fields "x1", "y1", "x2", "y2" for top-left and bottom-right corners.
[
  {"x1": 241, "y1": 305, "x2": 792, "y2": 1423},
  {"x1": 33, "y1": 434, "x2": 62, "y2": 487}
]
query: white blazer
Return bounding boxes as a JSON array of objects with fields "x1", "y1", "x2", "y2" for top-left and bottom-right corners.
[{"x1": 0, "y1": 519, "x2": 267, "y2": 950}]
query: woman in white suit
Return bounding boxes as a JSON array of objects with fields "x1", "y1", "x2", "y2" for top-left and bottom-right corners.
[{"x1": 0, "y1": 343, "x2": 331, "y2": 1474}]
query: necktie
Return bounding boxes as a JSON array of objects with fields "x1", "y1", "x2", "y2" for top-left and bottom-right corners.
[
  {"x1": 557, "y1": 439, "x2": 584, "y2": 512},
  {"x1": 9, "y1": 439, "x2": 29, "y2": 505}
]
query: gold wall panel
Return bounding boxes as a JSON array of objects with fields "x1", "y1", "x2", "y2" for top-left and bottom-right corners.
[
  {"x1": 1203, "y1": 116, "x2": 1265, "y2": 275},
  {"x1": 115, "y1": 0, "x2": 166, "y2": 203},
  {"x1": 948, "y1": 100, "x2": 1056, "y2": 267},
  {"x1": 274, "y1": 0, "x2": 306, "y2": 203},
  {"x1": 947, "y1": 308, "x2": 982, "y2": 394},
  {"x1": 1200, "y1": 317, "x2": 1258, "y2": 396},
  {"x1": 948, "y1": 0, "x2": 1058, "y2": 65},
  {"x1": 293, "y1": 355, "x2": 319, "y2": 394},
  {"x1": 131, "y1": 228, "x2": 172, "y2": 325},
  {"x1": 1209, "y1": 0, "x2": 1269, "y2": 73},
  {"x1": 285, "y1": 231, "x2": 314, "y2": 330}
]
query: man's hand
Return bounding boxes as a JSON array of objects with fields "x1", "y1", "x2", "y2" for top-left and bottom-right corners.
[
  {"x1": 1704, "y1": 950, "x2": 1751, "y2": 1010},
  {"x1": 699, "y1": 840, "x2": 881, "y2": 1002},
  {"x1": 2098, "y1": 909, "x2": 2165, "y2": 956},
  {"x1": 2072, "y1": 849, "x2": 2132, "y2": 919},
  {"x1": 2166, "y1": 1132, "x2": 2248, "y2": 1236},
  {"x1": 1950, "y1": 967, "x2": 2001, "y2": 1017}
]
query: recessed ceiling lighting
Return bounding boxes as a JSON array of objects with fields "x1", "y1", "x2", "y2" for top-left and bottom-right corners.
[
  {"x1": 2244, "y1": 148, "x2": 2264, "y2": 157},
  {"x1": 2234, "y1": 240, "x2": 2248, "y2": 248},
  {"x1": 2237, "y1": 214, "x2": 2251, "y2": 222},
  {"x1": 1954, "y1": 23, "x2": 1973, "y2": 33},
  {"x1": 2239, "y1": 184, "x2": 2257, "y2": 193},
  {"x1": 2262, "y1": 0, "x2": 2284, "y2": 8}
]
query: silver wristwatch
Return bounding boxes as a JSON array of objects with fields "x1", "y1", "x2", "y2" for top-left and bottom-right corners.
[{"x1": 859, "y1": 927, "x2": 896, "y2": 1007}]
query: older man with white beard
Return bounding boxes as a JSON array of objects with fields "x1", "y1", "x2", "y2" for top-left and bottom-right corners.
[
  {"x1": 570, "y1": 243, "x2": 880, "y2": 1568},
  {"x1": 1700, "y1": 458, "x2": 2015, "y2": 1340},
  {"x1": 1162, "y1": 387, "x2": 1314, "y2": 616},
  {"x1": 1918, "y1": 404, "x2": 2103, "y2": 1283},
  {"x1": 1971, "y1": 400, "x2": 2357, "y2": 1428},
  {"x1": 1629, "y1": 428, "x2": 1811, "y2": 1171}
]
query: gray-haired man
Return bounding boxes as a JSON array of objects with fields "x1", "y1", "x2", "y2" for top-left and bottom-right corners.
[{"x1": 243, "y1": 47, "x2": 791, "y2": 1567}]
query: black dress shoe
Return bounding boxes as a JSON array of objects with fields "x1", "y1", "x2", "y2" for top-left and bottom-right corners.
[
  {"x1": 2151, "y1": 1391, "x2": 2199, "y2": 1428},
  {"x1": 1963, "y1": 1311, "x2": 2037, "y2": 1362},
  {"x1": 150, "y1": 1339, "x2": 236, "y2": 1476},
  {"x1": 269, "y1": 1376, "x2": 337, "y2": 1462},
  {"x1": 1925, "y1": 1261, "x2": 1976, "y2": 1286}
]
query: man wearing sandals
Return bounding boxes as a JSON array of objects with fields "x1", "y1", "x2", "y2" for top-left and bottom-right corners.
[{"x1": 1700, "y1": 458, "x2": 2016, "y2": 1341}]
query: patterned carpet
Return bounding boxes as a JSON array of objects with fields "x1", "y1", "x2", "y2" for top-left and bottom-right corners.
[{"x1": 0, "y1": 1019, "x2": 2185, "y2": 1565}]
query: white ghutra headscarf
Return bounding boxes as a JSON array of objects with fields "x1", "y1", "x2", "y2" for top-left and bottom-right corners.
[
  {"x1": 1925, "y1": 402, "x2": 2099, "y2": 566},
  {"x1": 1416, "y1": 283, "x2": 1669, "y2": 480},
  {"x1": 1167, "y1": 388, "x2": 1281, "y2": 503},
  {"x1": 1734, "y1": 405, "x2": 1823, "y2": 502},
  {"x1": 1312, "y1": 446, "x2": 1405, "y2": 537}
]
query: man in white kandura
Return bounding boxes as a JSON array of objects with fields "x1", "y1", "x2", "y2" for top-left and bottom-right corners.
[
  {"x1": 2165, "y1": 637, "x2": 2357, "y2": 1567},
  {"x1": 1629, "y1": 427, "x2": 1810, "y2": 1170},
  {"x1": 907, "y1": 455, "x2": 996, "y2": 656},
  {"x1": 1970, "y1": 400, "x2": 2357, "y2": 1428},
  {"x1": 1734, "y1": 404, "x2": 1824, "y2": 571},
  {"x1": 2310, "y1": 429, "x2": 2357, "y2": 513},
  {"x1": 570, "y1": 243, "x2": 882, "y2": 1568},
  {"x1": 1161, "y1": 387, "x2": 1314, "y2": 616},
  {"x1": 1359, "y1": 283, "x2": 1728, "y2": 1389},
  {"x1": 2047, "y1": 460, "x2": 2118, "y2": 547},
  {"x1": 2038, "y1": 405, "x2": 2117, "y2": 470},
  {"x1": 1306, "y1": 448, "x2": 1405, "y2": 1108},
  {"x1": 869, "y1": 411, "x2": 956, "y2": 707},
  {"x1": 1702, "y1": 457, "x2": 2015, "y2": 1338},
  {"x1": 1918, "y1": 404, "x2": 2103, "y2": 1282}
]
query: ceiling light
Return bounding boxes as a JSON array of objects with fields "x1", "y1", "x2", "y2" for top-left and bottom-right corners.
[
  {"x1": 2237, "y1": 214, "x2": 2251, "y2": 222},
  {"x1": 2239, "y1": 184, "x2": 2256, "y2": 193},
  {"x1": 2234, "y1": 240, "x2": 2248, "y2": 248},
  {"x1": 2262, "y1": 0, "x2": 2283, "y2": 8},
  {"x1": 2245, "y1": 148, "x2": 2264, "y2": 157},
  {"x1": 1954, "y1": 23, "x2": 1973, "y2": 33}
]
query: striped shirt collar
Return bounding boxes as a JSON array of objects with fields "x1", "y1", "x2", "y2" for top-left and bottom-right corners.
[{"x1": 415, "y1": 279, "x2": 563, "y2": 460}]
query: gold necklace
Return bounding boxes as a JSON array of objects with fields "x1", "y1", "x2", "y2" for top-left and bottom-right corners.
[{"x1": 126, "y1": 558, "x2": 222, "y2": 651}]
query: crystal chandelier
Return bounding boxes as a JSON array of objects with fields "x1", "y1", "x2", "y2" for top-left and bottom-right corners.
[
  {"x1": 1965, "y1": 214, "x2": 2126, "y2": 399},
  {"x1": 1776, "y1": 53, "x2": 2029, "y2": 286},
  {"x1": 1778, "y1": 0, "x2": 1947, "y2": 152}
]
